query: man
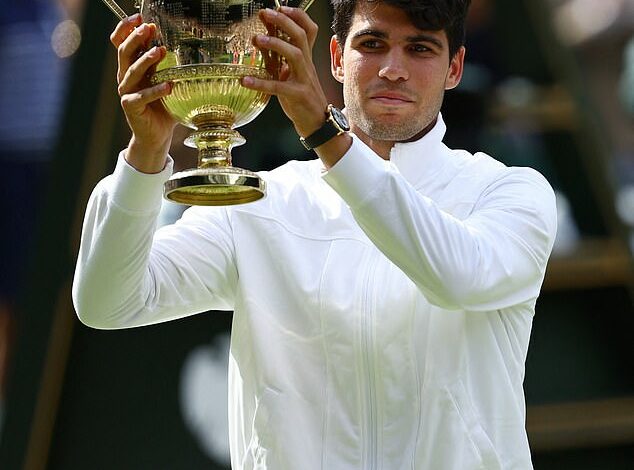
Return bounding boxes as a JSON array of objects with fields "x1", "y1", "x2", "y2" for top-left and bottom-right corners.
[{"x1": 73, "y1": 1, "x2": 557, "y2": 468}]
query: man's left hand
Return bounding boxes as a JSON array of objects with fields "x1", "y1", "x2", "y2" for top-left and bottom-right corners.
[{"x1": 242, "y1": 6, "x2": 330, "y2": 140}]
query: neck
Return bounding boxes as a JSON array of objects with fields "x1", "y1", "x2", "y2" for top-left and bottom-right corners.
[{"x1": 353, "y1": 117, "x2": 438, "y2": 160}]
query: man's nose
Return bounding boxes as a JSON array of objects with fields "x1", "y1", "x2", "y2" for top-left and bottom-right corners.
[{"x1": 378, "y1": 52, "x2": 409, "y2": 81}]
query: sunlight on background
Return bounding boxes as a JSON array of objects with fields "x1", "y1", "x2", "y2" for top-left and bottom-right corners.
[
  {"x1": 554, "y1": 0, "x2": 625, "y2": 46},
  {"x1": 51, "y1": 19, "x2": 82, "y2": 58}
]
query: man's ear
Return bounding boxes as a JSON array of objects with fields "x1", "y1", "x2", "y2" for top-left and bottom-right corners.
[
  {"x1": 445, "y1": 46, "x2": 465, "y2": 90},
  {"x1": 330, "y1": 35, "x2": 344, "y2": 84}
]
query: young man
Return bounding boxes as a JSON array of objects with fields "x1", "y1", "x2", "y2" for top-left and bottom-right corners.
[{"x1": 74, "y1": 1, "x2": 557, "y2": 468}]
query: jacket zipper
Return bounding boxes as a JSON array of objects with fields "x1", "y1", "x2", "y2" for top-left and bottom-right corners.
[{"x1": 361, "y1": 251, "x2": 379, "y2": 470}]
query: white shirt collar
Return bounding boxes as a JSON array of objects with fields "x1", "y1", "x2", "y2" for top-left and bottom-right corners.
[{"x1": 389, "y1": 113, "x2": 448, "y2": 188}]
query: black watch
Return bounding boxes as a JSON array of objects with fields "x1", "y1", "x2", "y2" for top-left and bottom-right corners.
[{"x1": 300, "y1": 104, "x2": 350, "y2": 150}]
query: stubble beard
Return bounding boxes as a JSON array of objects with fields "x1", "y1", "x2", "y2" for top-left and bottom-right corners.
[{"x1": 344, "y1": 83, "x2": 444, "y2": 142}]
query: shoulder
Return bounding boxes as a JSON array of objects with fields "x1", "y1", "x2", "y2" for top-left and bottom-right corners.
[
  {"x1": 475, "y1": 152, "x2": 554, "y2": 198},
  {"x1": 444, "y1": 147, "x2": 556, "y2": 223},
  {"x1": 448, "y1": 147, "x2": 553, "y2": 194},
  {"x1": 461, "y1": 151, "x2": 557, "y2": 232}
]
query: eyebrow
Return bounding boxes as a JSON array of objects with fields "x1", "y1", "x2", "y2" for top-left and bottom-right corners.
[{"x1": 351, "y1": 29, "x2": 444, "y2": 50}]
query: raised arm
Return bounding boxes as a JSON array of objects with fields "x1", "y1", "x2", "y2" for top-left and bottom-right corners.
[
  {"x1": 324, "y1": 138, "x2": 557, "y2": 311},
  {"x1": 72, "y1": 156, "x2": 238, "y2": 329},
  {"x1": 72, "y1": 15, "x2": 238, "y2": 328}
]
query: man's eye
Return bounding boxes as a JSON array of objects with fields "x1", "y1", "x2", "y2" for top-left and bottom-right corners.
[
  {"x1": 411, "y1": 44, "x2": 430, "y2": 53},
  {"x1": 361, "y1": 40, "x2": 382, "y2": 49}
]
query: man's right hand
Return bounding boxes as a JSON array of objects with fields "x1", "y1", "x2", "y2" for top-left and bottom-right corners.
[{"x1": 110, "y1": 14, "x2": 177, "y2": 174}]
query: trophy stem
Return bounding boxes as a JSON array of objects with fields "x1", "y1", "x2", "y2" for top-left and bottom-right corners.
[
  {"x1": 187, "y1": 126, "x2": 246, "y2": 169},
  {"x1": 165, "y1": 117, "x2": 265, "y2": 206}
]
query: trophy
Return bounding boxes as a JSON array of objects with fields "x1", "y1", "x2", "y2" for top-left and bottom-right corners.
[{"x1": 102, "y1": 0, "x2": 314, "y2": 205}]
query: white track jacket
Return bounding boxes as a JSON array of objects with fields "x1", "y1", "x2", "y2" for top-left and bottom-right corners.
[{"x1": 73, "y1": 117, "x2": 557, "y2": 469}]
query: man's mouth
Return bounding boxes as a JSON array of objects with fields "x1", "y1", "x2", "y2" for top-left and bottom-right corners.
[{"x1": 370, "y1": 92, "x2": 415, "y2": 106}]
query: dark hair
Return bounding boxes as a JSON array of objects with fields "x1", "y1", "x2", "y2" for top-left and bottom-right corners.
[{"x1": 331, "y1": 0, "x2": 471, "y2": 59}]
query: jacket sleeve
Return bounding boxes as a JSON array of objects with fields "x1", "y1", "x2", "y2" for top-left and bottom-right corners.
[
  {"x1": 72, "y1": 153, "x2": 238, "y2": 329},
  {"x1": 323, "y1": 137, "x2": 557, "y2": 311}
]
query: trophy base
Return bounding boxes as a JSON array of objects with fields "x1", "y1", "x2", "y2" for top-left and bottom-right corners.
[{"x1": 164, "y1": 167, "x2": 265, "y2": 206}]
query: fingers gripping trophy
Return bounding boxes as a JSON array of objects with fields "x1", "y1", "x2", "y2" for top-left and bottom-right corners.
[{"x1": 103, "y1": 0, "x2": 313, "y2": 206}]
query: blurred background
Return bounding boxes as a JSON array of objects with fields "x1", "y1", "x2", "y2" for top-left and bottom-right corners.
[{"x1": 0, "y1": 0, "x2": 633, "y2": 468}]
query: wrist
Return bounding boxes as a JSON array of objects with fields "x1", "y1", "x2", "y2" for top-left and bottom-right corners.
[
  {"x1": 126, "y1": 136, "x2": 171, "y2": 174},
  {"x1": 294, "y1": 98, "x2": 331, "y2": 138},
  {"x1": 300, "y1": 104, "x2": 350, "y2": 151},
  {"x1": 296, "y1": 115, "x2": 328, "y2": 140}
]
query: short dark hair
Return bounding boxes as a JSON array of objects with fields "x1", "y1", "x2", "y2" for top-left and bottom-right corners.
[{"x1": 331, "y1": 0, "x2": 471, "y2": 59}]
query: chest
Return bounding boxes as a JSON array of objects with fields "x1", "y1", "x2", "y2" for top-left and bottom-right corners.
[
  {"x1": 230, "y1": 206, "x2": 421, "y2": 347},
  {"x1": 228, "y1": 170, "x2": 483, "y2": 335}
]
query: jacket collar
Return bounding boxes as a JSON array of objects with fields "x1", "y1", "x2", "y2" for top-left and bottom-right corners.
[{"x1": 389, "y1": 113, "x2": 448, "y2": 188}]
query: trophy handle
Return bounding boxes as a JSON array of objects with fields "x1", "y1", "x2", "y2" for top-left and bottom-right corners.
[
  {"x1": 275, "y1": 0, "x2": 315, "y2": 11},
  {"x1": 101, "y1": 0, "x2": 128, "y2": 20},
  {"x1": 101, "y1": 0, "x2": 142, "y2": 20},
  {"x1": 299, "y1": 0, "x2": 316, "y2": 11}
]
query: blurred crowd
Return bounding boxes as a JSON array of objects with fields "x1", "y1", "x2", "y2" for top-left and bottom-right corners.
[{"x1": 0, "y1": 0, "x2": 84, "y2": 436}]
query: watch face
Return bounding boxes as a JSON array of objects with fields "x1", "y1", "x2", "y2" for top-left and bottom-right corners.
[{"x1": 330, "y1": 106, "x2": 350, "y2": 131}]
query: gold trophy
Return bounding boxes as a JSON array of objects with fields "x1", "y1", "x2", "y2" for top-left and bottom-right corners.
[{"x1": 102, "y1": 0, "x2": 314, "y2": 205}]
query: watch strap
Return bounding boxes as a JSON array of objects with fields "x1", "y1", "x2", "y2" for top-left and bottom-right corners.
[{"x1": 300, "y1": 105, "x2": 348, "y2": 150}]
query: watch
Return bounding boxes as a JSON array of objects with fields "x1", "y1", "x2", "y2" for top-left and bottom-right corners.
[{"x1": 300, "y1": 104, "x2": 350, "y2": 150}]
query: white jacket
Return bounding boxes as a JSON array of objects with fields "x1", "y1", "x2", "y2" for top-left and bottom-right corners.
[{"x1": 73, "y1": 117, "x2": 557, "y2": 469}]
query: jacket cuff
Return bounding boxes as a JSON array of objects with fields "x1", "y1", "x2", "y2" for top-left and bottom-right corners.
[
  {"x1": 322, "y1": 135, "x2": 391, "y2": 208},
  {"x1": 110, "y1": 151, "x2": 174, "y2": 213}
]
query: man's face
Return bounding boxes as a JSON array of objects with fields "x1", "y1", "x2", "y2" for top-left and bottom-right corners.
[{"x1": 331, "y1": 1, "x2": 465, "y2": 143}]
